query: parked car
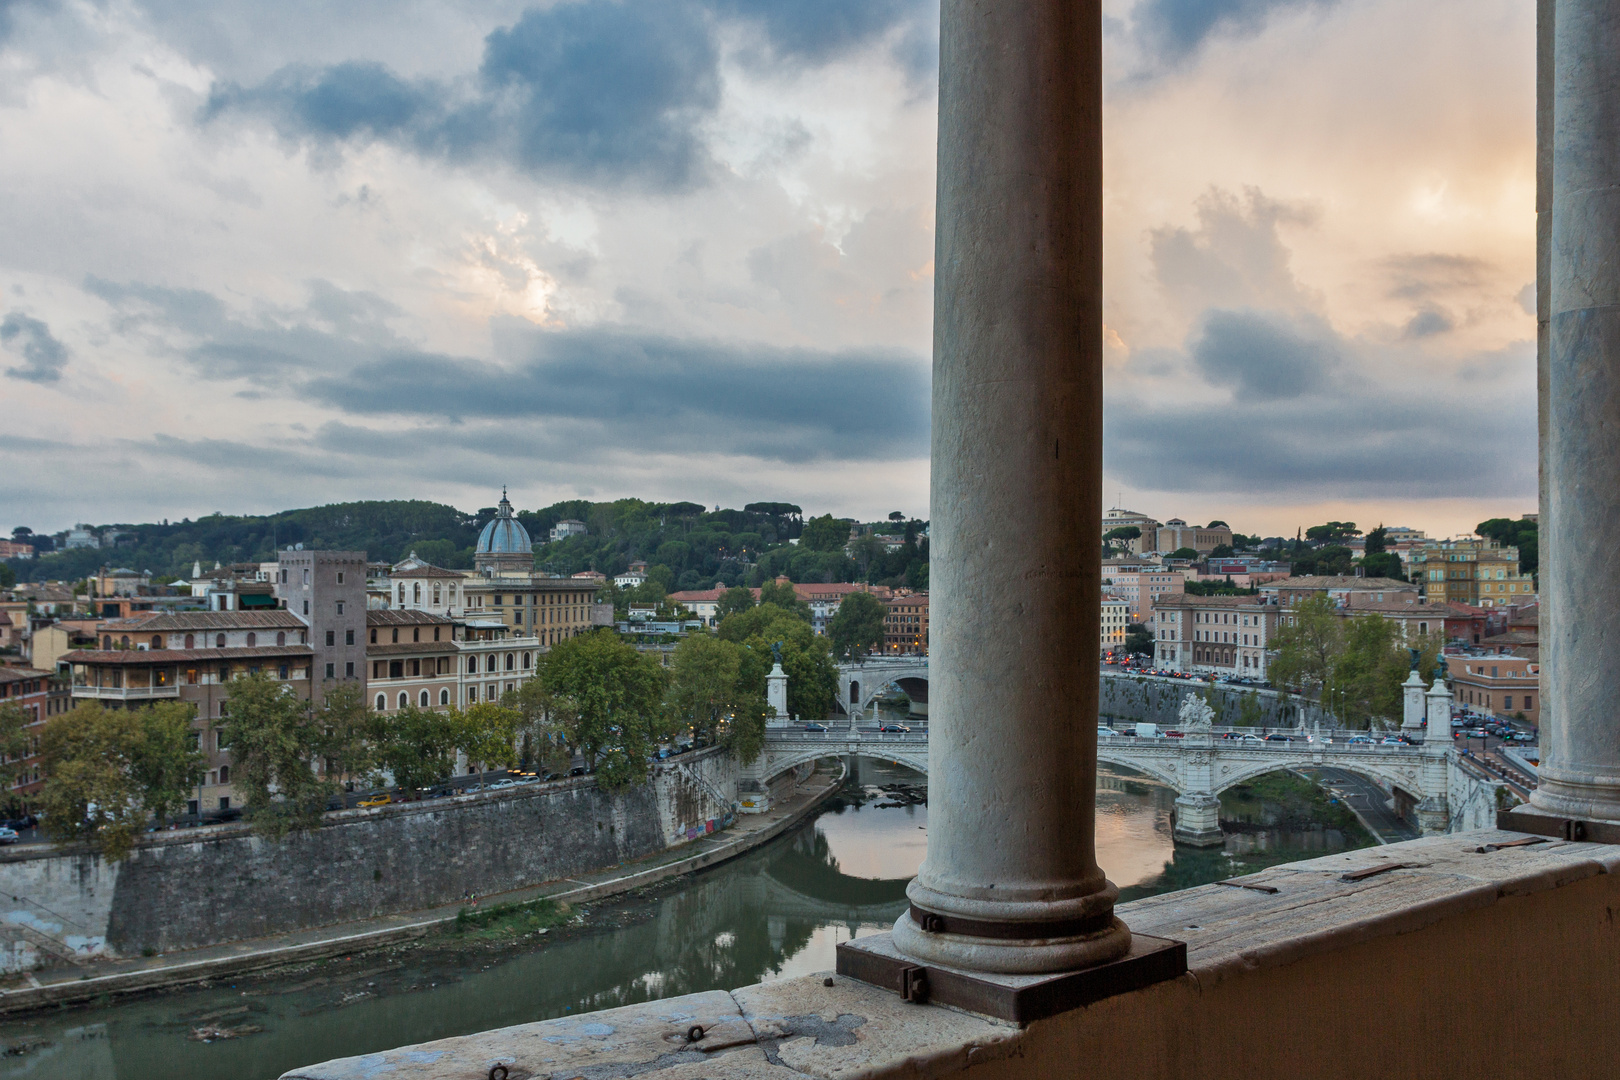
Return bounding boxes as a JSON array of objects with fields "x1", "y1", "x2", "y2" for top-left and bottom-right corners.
[
  {"x1": 488, "y1": 779, "x2": 518, "y2": 790},
  {"x1": 2, "y1": 815, "x2": 35, "y2": 831},
  {"x1": 804, "y1": 722, "x2": 828, "y2": 732},
  {"x1": 358, "y1": 794, "x2": 392, "y2": 808},
  {"x1": 0, "y1": 828, "x2": 19, "y2": 845},
  {"x1": 569, "y1": 766, "x2": 588, "y2": 776}
]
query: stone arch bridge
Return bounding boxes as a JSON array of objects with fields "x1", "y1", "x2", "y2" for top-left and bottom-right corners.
[
  {"x1": 836, "y1": 658, "x2": 928, "y2": 718},
  {"x1": 751, "y1": 727, "x2": 1455, "y2": 845}
]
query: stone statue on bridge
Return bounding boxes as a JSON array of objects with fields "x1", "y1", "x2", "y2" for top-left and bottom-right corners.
[
  {"x1": 771, "y1": 640, "x2": 784, "y2": 666},
  {"x1": 1178, "y1": 693, "x2": 1215, "y2": 732}
]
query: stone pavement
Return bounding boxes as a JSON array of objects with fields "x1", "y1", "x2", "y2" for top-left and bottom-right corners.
[{"x1": 0, "y1": 767, "x2": 844, "y2": 1015}]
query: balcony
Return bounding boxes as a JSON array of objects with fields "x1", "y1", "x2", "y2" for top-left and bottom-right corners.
[{"x1": 70, "y1": 684, "x2": 181, "y2": 701}]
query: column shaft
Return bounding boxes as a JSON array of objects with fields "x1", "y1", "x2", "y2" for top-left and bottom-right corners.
[
  {"x1": 891, "y1": 0, "x2": 1129, "y2": 974},
  {"x1": 1534, "y1": 0, "x2": 1620, "y2": 822}
]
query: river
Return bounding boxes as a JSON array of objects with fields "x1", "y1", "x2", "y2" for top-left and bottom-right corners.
[{"x1": 0, "y1": 759, "x2": 1371, "y2": 1079}]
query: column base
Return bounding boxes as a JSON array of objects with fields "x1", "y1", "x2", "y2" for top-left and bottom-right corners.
[
  {"x1": 1172, "y1": 793, "x2": 1225, "y2": 847},
  {"x1": 1528, "y1": 773, "x2": 1620, "y2": 826},
  {"x1": 1499, "y1": 805, "x2": 1620, "y2": 844},
  {"x1": 837, "y1": 929, "x2": 1185, "y2": 1025}
]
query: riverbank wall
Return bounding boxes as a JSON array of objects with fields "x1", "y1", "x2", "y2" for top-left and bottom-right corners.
[
  {"x1": 0, "y1": 749, "x2": 738, "y2": 970},
  {"x1": 1100, "y1": 673, "x2": 1327, "y2": 729}
]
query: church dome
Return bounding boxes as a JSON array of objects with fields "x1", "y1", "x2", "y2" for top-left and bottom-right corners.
[{"x1": 477, "y1": 492, "x2": 532, "y2": 555}]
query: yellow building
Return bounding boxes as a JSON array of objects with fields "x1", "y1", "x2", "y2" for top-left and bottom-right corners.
[
  {"x1": 1410, "y1": 538, "x2": 1535, "y2": 608},
  {"x1": 1101, "y1": 595, "x2": 1131, "y2": 655}
]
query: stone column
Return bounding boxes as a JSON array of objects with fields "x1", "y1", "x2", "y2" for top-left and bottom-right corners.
[
  {"x1": 1532, "y1": 0, "x2": 1620, "y2": 823},
  {"x1": 890, "y1": 0, "x2": 1130, "y2": 975},
  {"x1": 766, "y1": 662, "x2": 789, "y2": 726},
  {"x1": 1401, "y1": 669, "x2": 1427, "y2": 733}
]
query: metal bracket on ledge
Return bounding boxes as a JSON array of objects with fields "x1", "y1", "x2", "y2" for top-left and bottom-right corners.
[
  {"x1": 835, "y1": 932, "x2": 1186, "y2": 1026},
  {"x1": 1497, "y1": 807, "x2": 1620, "y2": 845}
]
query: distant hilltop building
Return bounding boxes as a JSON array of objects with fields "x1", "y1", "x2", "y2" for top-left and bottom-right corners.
[
  {"x1": 549, "y1": 519, "x2": 588, "y2": 542},
  {"x1": 474, "y1": 490, "x2": 534, "y2": 577}
]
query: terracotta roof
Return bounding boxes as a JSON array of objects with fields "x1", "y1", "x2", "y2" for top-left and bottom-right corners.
[
  {"x1": 71, "y1": 646, "x2": 313, "y2": 663},
  {"x1": 99, "y1": 611, "x2": 304, "y2": 631},
  {"x1": 0, "y1": 667, "x2": 51, "y2": 686},
  {"x1": 1152, "y1": 594, "x2": 1272, "y2": 609},
  {"x1": 1271, "y1": 576, "x2": 1416, "y2": 590},
  {"x1": 390, "y1": 560, "x2": 467, "y2": 579},
  {"x1": 367, "y1": 609, "x2": 458, "y2": 626},
  {"x1": 668, "y1": 588, "x2": 728, "y2": 603}
]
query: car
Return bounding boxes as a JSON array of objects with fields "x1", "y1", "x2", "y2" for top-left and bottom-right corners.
[
  {"x1": 1380, "y1": 737, "x2": 1404, "y2": 745},
  {"x1": 569, "y1": 766, "x2": 588, "y2": 776},
  {"x1": 879, "y1": 724, "x2": 911, "y2": 733},
  {"x1": 1165, "y1": 730, "x2": 1185, "y2": 738},
  {"x1": 0, "y1": 828, "x2": 19, "y2": 845},
  {"x1": 1097, "y1": 726, "x2": 1116, "y2": 738},
  {"x1": 357, "y1": 794, "x2": 392, "y2": 808},
  {"x1": 1238, "y1": 733, "x2": 1263, "y2": 742},
  {"x1": 1348, "y1": 736, "x2": 1375, "y2": 745},
  {"x1": 804, "y1": 722, "x2": 828, "y2": 732},
  {"x1": 2, "y1": 815, "x2": 35, "y2": 831},
  {"x1": 1265, "y1": 734, "x2": 1290, "y2": 742},
  {"x1": 489, "y1": 779, "x2": 518, "y2": 790}
]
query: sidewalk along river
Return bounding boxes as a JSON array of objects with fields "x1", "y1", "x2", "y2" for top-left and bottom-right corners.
[{"x1": 0, "y1": 758, "x2": 1373, "y2": 1080}]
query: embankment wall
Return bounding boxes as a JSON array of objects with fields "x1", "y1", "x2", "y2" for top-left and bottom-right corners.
[{"x1": 0, "y1": 750, "x2": 737, "y2": 966}]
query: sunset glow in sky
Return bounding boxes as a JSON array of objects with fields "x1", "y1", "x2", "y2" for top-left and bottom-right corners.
[{"x1": 0, "y1": 0, "x2": 1537, "y2": 539}]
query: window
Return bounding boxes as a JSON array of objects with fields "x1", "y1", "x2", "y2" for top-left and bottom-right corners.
[
  {"x1": 495, "y1": 595, "x2": 503, "y2": 607},
  {"x1": 277, "y1": 631, "x2": 286, "y2": 646},
  {"x1": 337, "y1": 572, "x2": 345, "y2": 584},
  {"x1": 219, "y1": 765, "x2": 230, "y2": 784},
  {"x1": 419, "y1": 690, "x2": 429, "y2": 707},
  {"x1": 185, "y1": 634, "x2": 195, "y2": 649},
  {"x1": 487, "y1": 654, "x2": 496, "y2": 673},
  {"x1": 399, "y1": 692, "x2": 408, "y2": 709},
  {"x1": 1504, "y1": 696, "x2": 1513, "y2": 710},
  {"x1": 468, "y1": 685, "x2": 478, "y2": 702},
  {"x1": 433, "y1": 627, "x2": 440, "y2": 641},
  {"x1": 413, "y1": 628, "x2": 420, "y2": 642},
  {"x1": 280, "y1": 569, "x2": 288, "y2": 584},
  {"x1": 398, "y1": 584, "x2": 406, "y2": 604},
  {"x1": 506, "y1": 653, "x2": 515, "y2": 671},
  {"x1": 371, "y1": 628, "x2": 378, "y2": 644},
  {"x1": 246, "y1": 632, "x2": 257, "y2": 647},
  {"x1": 414, "y1": 583, "x2": 421, "y2": 603},
  {"x1": 376, "y1": 693, "x2": 386, "y2": 710},
  {"x1": 303, "y1": 569, "x2": 310, "y2": 585},
  {"x1": 324, "y1": 630, "x2": 336, "y2": 646},
  {"x1": 325, "y1": 663, "x2": 335, "y2": 679},
  {"x1": 345, "y1": 629, "x2": 355, "y2": 646},
  {"x1": 391, "y1": 628, "x2": 399, "y2": 644},
  {"x1": 337, "y1": 602, "x2": 345, "y2": 615},
  {"x1": 523, "y1": 652, "x2": 532, "y2": 669},
  {"x1": 440, "y1": 688, "x2": 449, "y2": 706},
  {"x1": 433, "y1": 586, "x2": 441, "y2": 605},
  {"x1": 345, "y1": 661, "x2": 354, "y2": 678},
  {"x1": 219, "y1": 702, "x2": 230, "y2": 720},
  {"x1": 278, "y1": 664, "x2": 289, "y2": 679},
  {"x1": 514, "y1": 610, "x2": 523, "y2": 625},
  {"x1": 303, "y1": 601, "x2": 310, "y2": 615}
]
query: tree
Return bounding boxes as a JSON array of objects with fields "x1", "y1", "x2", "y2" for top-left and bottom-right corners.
[
  {"x1": 756, "y1": 580, "x2": 812, "y2": 622},
  {"x1": 721, "y1": 609, "x2": 837, "y2": 727},
  {"x1": 503, "y1": 678, "x2": 573, "y2": 775},
  {"x1": 0, "y1": 701, "x2": 36, "y2": 791},
  {"x1": 666, "y1": 635, "x2": 766, "y2": 763},
  {"x1": 888, "y1": 511, "x2": 905, "y2": 522},
  {"x1": 537, "y1": 630, "x2": 668, "y2": 790},
  {"x1": 1209, "y1": 544, "x2": 1235, "y2": 559},
  {"x1": 369, "y1": 704, "x2": 459, "y2": 791},
  {"x1": 1305, "y1": 521, "x2": 1360, "y2": 545},
  {"x1": 1237, "y1": 691, "x2": 1264, "y2": 727},
  {"x1": 221, "y1": 672, "x2": 333, "y2": 838},
  {"x1": 456, "y1": 702, "x2": 520, "y2": 774},
  {"x1": 1363, "y1": 526, "x2": 1387, "y2": 555},
  {"x1": 1269, "y1": 593, "x2": 1343, "y2": 697},
  {"x1": 1207, "y1": 520, "x2": 1228, "y2": 528},
  {"x1": 1169, "y1": 547, "x2": 1199, "y2": 561},
  {"x1": 716, "y1": 585, "x2": 756, "y2": 619},
  {"x1": 131, "y1": 701, "x2": 207, "y2": 828},
  {"x1": 0, "y1": 564, "x2": 13, "y2": 590},
  {"x1": 1358, "y1": 553, "x2": 1406, "y2": 580},
  {"x1": 799, "y1": 514, "x2": 848, "y2": 553},
  {"x1": 830, "y1": 591, "x2": 888, "y2": 660},
  {"x1": 317, "y1": 682, "x2": 373, "y2": 787},
  {"x1": 1476, "y1": 516, "x2": 1539, "y2": 575},
  {"x1": 39, "y1": 703, "x2": 145, "y2": 859},
  {"x1": 1124, "y1": 622, "x2": 1154, "y2": 656},
  {"x1": 1103, "y1": 526, "x2": 1142, "y2": 543}
]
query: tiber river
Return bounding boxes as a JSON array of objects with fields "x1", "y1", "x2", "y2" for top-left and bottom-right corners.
[{"x1": 0, "y1": 759, "x2": 1372, "y2": 1080}]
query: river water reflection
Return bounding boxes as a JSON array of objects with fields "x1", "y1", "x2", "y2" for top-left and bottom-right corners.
[{"x1": 0, "y1": 759, "x2": 1367, "y2": 1080}]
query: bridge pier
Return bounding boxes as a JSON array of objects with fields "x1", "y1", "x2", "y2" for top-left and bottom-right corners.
[
  {"x1": 1172, "y1": 794, "x2": 1224, "y2": 847},
  {"x1": 1420, "y1": 676, "x2": 1454, "y2": 834}
]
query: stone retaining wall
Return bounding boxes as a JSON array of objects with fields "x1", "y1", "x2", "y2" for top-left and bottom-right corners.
[
  {"x1": 1099, "y1": 673, "x2": 1326, "y2": 729},
  {"x1": 0, "y1": 750, "x2": 738, "y2": 966}
]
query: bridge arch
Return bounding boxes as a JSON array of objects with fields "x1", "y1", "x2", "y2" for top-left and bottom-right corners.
[
  {"x1": 837, "y1": 661, "x2": 930, "y2": 718},
  {"x1": 1211, "y1": 756, "x2": 1428, "y2": 802},
  {"x1": 758, "y1": 743, "x2": 929, "y2": 783},
  {"x1": 1094, "y1": 751, "x2": 1186, "y2": 795}
]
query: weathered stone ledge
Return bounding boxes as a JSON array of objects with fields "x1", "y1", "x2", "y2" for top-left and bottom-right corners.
[{"x1": 283, "y1": 828, "x2": 1620, "y2": 1079}]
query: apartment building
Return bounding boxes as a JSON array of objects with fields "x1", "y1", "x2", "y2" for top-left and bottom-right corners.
[
  {"x1": 366, "y1": 610, "x2": 462, "y2": 713},
  {"x1": 1450, "y1": 653, "x2": 1540, "y2": 725},
  {"x1": 1409, "y1": 539, "x2": 1535, "y2": 609},
  {"x1": 1151, "y1": 594, "x2": 1280, "y2": 678},
  {"x1": 1262, "y1": 576, "x2": 1418, "y2": 609},
  {"x1": 1154, "y1": 519, "x2": 1233, "y2": 555},
  {"x1": 1102, "y1": 561, "x2": 1185, "y2": 622},
  {"x1": 0, "y1": 666, "x2": 65, "y2": 802},
  {"x1": 388, "y1": 553, "x2": 596, "y2": 647},
  {"x1": 883, "y1": 593, "x2": 929, "y2": 655},
  {"x1": 1101, "y1": 596, "x2": 1130, "y2": 655},
  {"x1": 67, "y1": 611, "x2": 315, "y2": 812}
]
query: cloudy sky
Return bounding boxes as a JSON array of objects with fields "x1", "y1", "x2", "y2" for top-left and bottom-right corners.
[{"x1": 0, "y1": 0, "x2": 1536, "y2": 538}]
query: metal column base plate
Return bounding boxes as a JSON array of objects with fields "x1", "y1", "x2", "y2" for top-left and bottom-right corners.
[
  {"x1": 1497, "y1": 807, "x2": 1620, "y2": 844},
  {"x1": 835, "y1": 930, "x2": 1186, "y2": 1026}
]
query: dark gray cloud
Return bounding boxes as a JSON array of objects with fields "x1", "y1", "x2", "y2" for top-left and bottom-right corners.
[
  {"x1": 1129, "y1": 0, "x2": 1335, "y2": 65},
  {"x1": 1402, "y1": 307, "x2": 1454, "y2": 339},
  {"x1": 304, "y1": 326, "x2": 929, "y2": 462},
  {"x1": 0, "y1": 312, "x2": 69, "y2": 383},
  {"x1": 202, "y1": 0, "x2": 934, "y2": 189},
  {"x1": 1191, "y1": 309, "x2": 1335, "y2": 399}
]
